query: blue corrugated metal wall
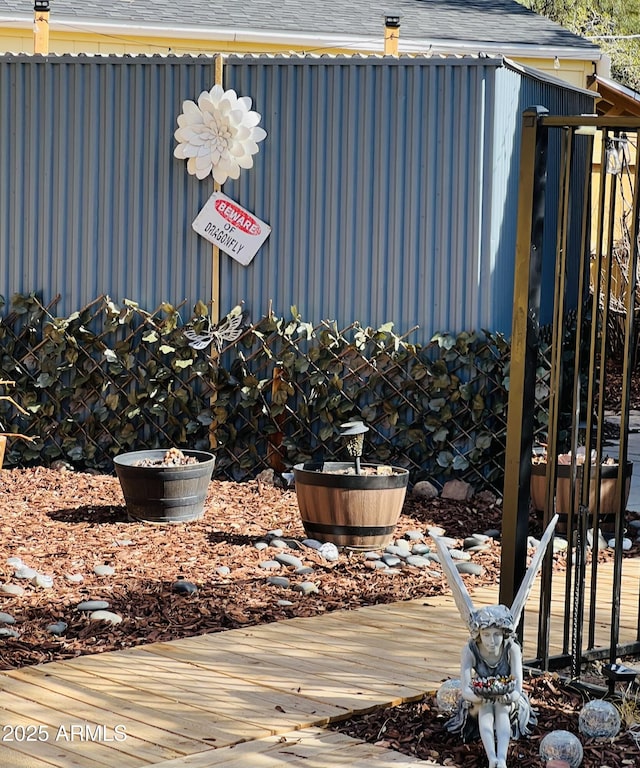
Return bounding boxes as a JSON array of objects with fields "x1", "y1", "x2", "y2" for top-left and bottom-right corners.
[
  {"x1": 0, "y1": 54, "x2": 595, "y2": 341},
  {"x1": 0, "y1": 55, "x2": 216, "y2": 316}
]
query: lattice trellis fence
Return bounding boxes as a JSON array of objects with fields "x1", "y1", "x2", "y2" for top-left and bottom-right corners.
[{"x1": 0, "y1": 293, "x2": 527, "y2": 492}]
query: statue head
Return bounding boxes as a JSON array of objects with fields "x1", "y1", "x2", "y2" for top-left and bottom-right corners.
[{"x1": 468, "y1": 604, "x2": 515, "y2": 640}]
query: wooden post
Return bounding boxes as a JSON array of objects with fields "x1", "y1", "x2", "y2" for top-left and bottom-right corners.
[
  {"x1": 267, "y1": 367, "x2": 287, "y2": 473},
  {"x1": 208, "y1": 55, "x2": 224, "y2": 451},
  {"x1": 33, "y1": 0, "x2": 50, "y2": 55},
  {"x1": 383, "y1": 15, "x2": 400, "y2": 56},
  {"x1": 211, "y1": 54, "x2": 224, "y2": 324}
]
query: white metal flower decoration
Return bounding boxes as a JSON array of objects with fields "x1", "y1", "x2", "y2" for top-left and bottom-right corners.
[{"x1": 174, "y1": 85, "x2": 267, "y2": 184}]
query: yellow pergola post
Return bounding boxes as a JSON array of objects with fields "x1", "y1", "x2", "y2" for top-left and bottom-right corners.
[
  {"x1": 33, "y1": 0, "x2": 50, "y2": 55},
  {"x1": 383, "y1": 15, "x2": 400, "y2": 56}
]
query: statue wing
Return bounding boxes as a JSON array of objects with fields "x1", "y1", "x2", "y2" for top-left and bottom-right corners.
[
  {"x1": 432, "y1": 535, "x2": 475, "y2": 628},
  {"x1": 510, "y1": 513, "x2": 559, "y2": 630}
]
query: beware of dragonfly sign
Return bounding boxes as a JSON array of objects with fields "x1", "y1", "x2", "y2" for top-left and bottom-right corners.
[{"x1": 192, "y1": 192, "x2": 271, "y2": 266}]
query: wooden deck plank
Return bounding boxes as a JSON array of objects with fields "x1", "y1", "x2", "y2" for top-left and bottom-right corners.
[
  {"x1": 148, "y1": 728, "x2": 434, "y2": 768},
  {"x1": 0, "y1": 694, "x2": 150, "y2": 768},
  {"x1": 137, "y1": 642, "x2": 422, "y2": 715},
  {"x1": 24, "y1": 664, "x2": 270, "y2": 743},
  {"x1": 198, "y1": 626, "x2": 441, "y2": 682},
  {"x1": 0, "y1": 743, "x2": 59, "y2": 768},
  {"x1": 0, "y1": 669, "x2": 203, "y2": 761},
  {"x1": 5, "y1": 666, "x2": 211, "y2": 754},
  {"x1": 54, "y1": 655, "x2": 344, "y2": 731},
  {"x1": 69, "y1": 648, "x2": 348, "y2": 723},
  {"x1": 142, "y1": 635, "x2": 428, "y2": 707}
]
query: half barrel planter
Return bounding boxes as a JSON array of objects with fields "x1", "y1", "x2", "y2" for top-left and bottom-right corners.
[
  {"x1": 530, "y1": 460, "x2": 633, "y2": 530},
  {"x1": 114, "y1": 449, "x2": 216, "y2": 523},
  {"x1": 293, "y1": 461, "x2": 410, "y2": 550}
]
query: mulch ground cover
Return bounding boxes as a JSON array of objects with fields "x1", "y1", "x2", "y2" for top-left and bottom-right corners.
[
  {"x1": 0, "y1": 466, "x2": 505, "y2": 669},
  {"x1": 333, "y1": 673, "x2": 640, "y2": 768}
]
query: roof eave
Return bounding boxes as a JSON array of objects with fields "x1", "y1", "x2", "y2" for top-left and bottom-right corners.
[{"x1": 0, "y1": 15, "x2": 603, "y2": 61}]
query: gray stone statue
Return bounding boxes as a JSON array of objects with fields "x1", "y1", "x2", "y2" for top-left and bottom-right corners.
[{"x1": 432, "y1": 515, "x2": 558, "y2": 768}]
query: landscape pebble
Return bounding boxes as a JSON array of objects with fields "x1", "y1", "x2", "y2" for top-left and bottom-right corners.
[
  {"x1": 292, "y1": 581, "x2": 318, "y2": 595},
  {"x1": 65, "y1": 573, "x2": 84, "y2": 583},
  {"x1": 275, "y1": 553, "x2": 303, "y2": 569},
  {"x1": 216, "y1": 566, "x2": 231, "y2": 576},
  {"x1": 46, "y1": 621, "x2": 68, "y2": 635},
  {"x1": 89, "y1": 610, "x2": 123, "y2": 624},
  {"x1": 0, "y1": 583, "x2": 25, "y2": 596},
  {"x1": 172, "y1": 579, "x2": 198, "y2": 594},
  {"x1": 14, "y1": 565, "x2": 37, "y2": 580},
  {"x1": 0, "y1": 627, "x2": 19, "y2": 638},
  {"x1": 405, "y1": 555, "x2": 431, "y2": 568},
  {"x1": 259, "y1": 560, "x2": 282, "y2": 571},
  {"x1": 302, "y1": 539, "x2": 322, "y2": 550},
  {"x1": 455, "y1": 562, "x2": 485, "y2": 576},
  {"x1": 449, "y1": 549, "x2": 472, "y2": 561},
  {"x1": 94, "y1": 564, "x2": 115, "y2": 577},
  {"x1": 76, "y1": 600, "x2": 110, "y2": 612},
  {"x1": 266, "y1": 576, "x2": 290, "y2": 588},
  {"x1": 318, "y1": 542, "x2": 339, "y2": 561},
  {"x1": 32, "y1": 573, "x2": 54, "y2": 588},
  {"x1": 254, "y1": 541, "x2": 269, "y2": 551},
  {"x1": 0, "y1": 612, "x2": 16, "y2": 624}
]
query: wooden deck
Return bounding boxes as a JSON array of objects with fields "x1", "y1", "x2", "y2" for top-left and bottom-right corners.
[{"x1": 1, "y1": 557, "x2": 639, "y2": 767}]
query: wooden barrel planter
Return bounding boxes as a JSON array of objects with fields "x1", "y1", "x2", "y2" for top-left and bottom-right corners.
[
  {"x1": 530, "y1": 460, "x2": 633, "y2": 530},
  {"x1": 114, "y1": 449, "x2": 216, "y2": 523},
  {"x1": 293, "y1": 461, "x2": 409, "y2": 550}
]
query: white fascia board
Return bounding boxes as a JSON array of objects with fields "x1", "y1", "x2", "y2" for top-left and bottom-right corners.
[{"x1": 0, "y1": 14, "x2": 602, "y2": 62}]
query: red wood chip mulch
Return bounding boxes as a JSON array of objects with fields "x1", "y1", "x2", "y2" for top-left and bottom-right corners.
[{"x1": 0, "y1": 466, "x2": 504, "y2": 670}]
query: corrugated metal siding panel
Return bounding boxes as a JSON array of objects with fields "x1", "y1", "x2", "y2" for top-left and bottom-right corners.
[
  {"x1": 221, "y1": 58, "x2": 503, "y2": 337},
  {"x1": 0, "y1": 54, "x2": 596, "y2": 340},
  {"x1": 0, "y1": 55, "x2": 216, "y2": 313},
  {"x1": 491, "y1": 66, "x2": 595, "y2": 328}
]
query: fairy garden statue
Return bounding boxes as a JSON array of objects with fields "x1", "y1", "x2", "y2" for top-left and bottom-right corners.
[{"x1": 432, "y1": 515, "x2": 558, "y2": 768}]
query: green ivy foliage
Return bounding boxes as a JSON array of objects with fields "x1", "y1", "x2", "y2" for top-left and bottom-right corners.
[{"x1": 0, "y1": 294, "x2": 519, "y2": 491}]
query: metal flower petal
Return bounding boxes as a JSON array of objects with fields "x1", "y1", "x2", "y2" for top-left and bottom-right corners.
[{"x1": 174, "y1": 85, "x2": 266, "y2": 184}]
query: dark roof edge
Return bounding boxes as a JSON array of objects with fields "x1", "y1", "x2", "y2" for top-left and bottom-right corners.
[{"x1": 503, "y1": 56, "x2": 598, "y2": 99}]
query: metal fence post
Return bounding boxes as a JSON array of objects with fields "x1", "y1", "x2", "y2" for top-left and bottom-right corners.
[{"x1": 500, "y1": 106, "x2": 549, "y2": 613}]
